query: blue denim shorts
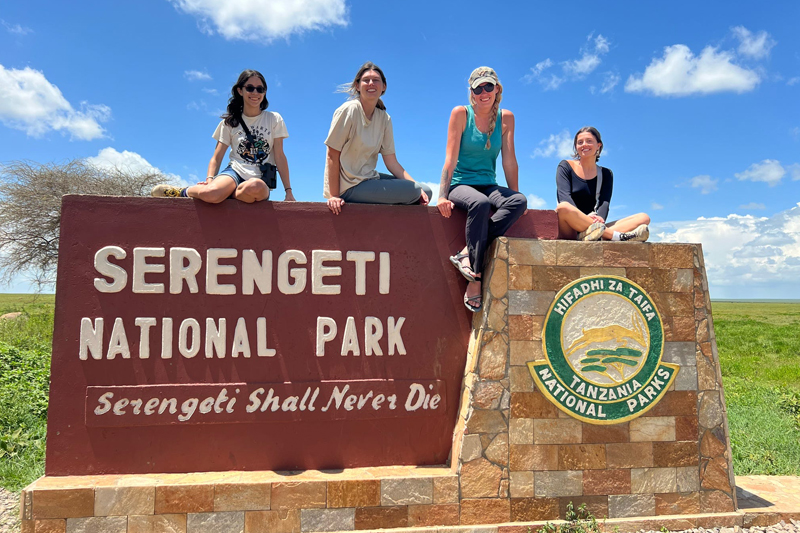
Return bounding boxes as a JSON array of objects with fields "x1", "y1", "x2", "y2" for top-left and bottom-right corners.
[{"x1": 215, "y1": 165, "x2": 245, "y2": 186}]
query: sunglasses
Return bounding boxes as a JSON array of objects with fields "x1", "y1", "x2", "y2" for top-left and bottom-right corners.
[
  {"x1": 471, "y1": 83, "x2": 495, "y2": 95},
  {"x1": 243, "y1": 85, "x2": 266, "y2": 94}
]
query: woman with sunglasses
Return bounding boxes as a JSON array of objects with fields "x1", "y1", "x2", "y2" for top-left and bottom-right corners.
[
  {"x1": 324, "y1": 61, "x2": 431, "y2": 214},
  {"x1": 437, "y1": 67, "x2": 527, "y2": 312},
  {"x1": 152, "y1": 69, "x2": 294, "y2": 203}
]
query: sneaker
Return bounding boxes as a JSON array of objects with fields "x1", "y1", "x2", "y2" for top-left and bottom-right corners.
[
  {"x1": 577, "y1": 221, "x2": 605, "y2": 241},
  {"x1": 151, "y1": 184, "x2": 186, "y2": 198},
  {"x1": 619, "y1": 224, "x2": 650, "y2": 242}
]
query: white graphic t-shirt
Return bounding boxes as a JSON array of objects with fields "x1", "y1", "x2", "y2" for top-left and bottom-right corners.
[{"x1": 213, "y1": 110, "x2": 288, "y2": 180}]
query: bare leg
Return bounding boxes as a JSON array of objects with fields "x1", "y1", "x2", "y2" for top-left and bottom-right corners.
[
  {"x1": 187, "y1": 176, "x2": 237, "y2": 204},
  {"x1": 555, "y1": 202, "x2": 596, "y2": 239},
  {"x1": 234, "y1": 179, "x2": 270, "y2": 203},
  {"x1": 603, "y1": 213, "x2": 650, "y2": 240}
]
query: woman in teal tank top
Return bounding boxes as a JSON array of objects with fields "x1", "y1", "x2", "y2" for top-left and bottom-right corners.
[{"x1": 437, "y1": 67, "x2": 527, "y2": 312}]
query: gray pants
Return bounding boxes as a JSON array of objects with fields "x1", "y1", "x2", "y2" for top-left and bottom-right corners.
[{"x1": 340, "y1": 173, "x2": 433, "y2": 205}]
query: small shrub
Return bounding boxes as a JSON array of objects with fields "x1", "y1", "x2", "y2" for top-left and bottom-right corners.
[{"x1": 539, "y1": 502, "x2": 601, "y2": 533}]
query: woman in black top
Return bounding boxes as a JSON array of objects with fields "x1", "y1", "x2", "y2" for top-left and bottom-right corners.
[{"x1": 555, "y1": 127, "x2": 650, "y2": 241}]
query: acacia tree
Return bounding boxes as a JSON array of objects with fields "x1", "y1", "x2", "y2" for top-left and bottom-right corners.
[{"x1": 0, "y1": 160, "x2": 165, "y2": 289}]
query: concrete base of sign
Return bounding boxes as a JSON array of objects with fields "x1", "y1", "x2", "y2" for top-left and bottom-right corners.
[{"x1": 22, "y1": 237, "x2": 744, "y2": 531}]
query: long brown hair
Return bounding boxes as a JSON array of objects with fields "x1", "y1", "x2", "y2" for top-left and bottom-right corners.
[
  {"x1": 339, "y1": 61, "x2": 387, "y2": 110},
  {"x1": 467, "y1": 67, "x2": 503, "y2": 150},
  {"x1": 572, "y1": 126, "x2": 603, "y2": 161},
  {"x1": 222, "y1": 69, "x2": 269, "y2": 127}
]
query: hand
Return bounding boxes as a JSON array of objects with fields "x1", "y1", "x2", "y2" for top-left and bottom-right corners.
[
  {"x1": 284, "y1": 190, "x2": 296, "y2": 202},
  {"x1": 437, "y1": 197, "x2": 455, "y2": 218},
  {"x1": 420, "y1": 190, "x2": 429, "y2": 206},
  {"x1": 198, "y1": 176, "x2": 214, "y2": 185},
  {"x1": 589, "y1": 214, "x2": 605, "y2": 224},
  {"x1": 327, "y1": 196, "x2": 345, "y2": 215}
]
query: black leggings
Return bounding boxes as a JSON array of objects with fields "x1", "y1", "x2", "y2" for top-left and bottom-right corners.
[{"x1": 449, "y1": 184, "x2": 527, "y2": 276}]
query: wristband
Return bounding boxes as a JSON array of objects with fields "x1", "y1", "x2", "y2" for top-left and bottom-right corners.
[{"x1": 285, "y1": 187, "x2": 292, "y2": 191}]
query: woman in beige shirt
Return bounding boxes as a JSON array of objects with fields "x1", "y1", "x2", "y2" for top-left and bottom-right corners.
[{"x1": 324, "y1": 62, "x2": 431, "y2": 214}]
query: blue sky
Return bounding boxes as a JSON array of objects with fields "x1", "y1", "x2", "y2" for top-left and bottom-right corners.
[{"x1": 1, "y1": 1, "x2": 798, "y2": 298}]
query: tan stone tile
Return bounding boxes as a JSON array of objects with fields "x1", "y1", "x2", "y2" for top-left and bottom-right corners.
[
  {"x1": 653, "y1": 292, "x2": 694, "y2": 317},
  {"x1": 509, "y1": 239, "x2": 556, "y2": 266},
  {"x1": 509, "y1": 290, "x2": 554, "y2": 316},
  {"x1": 466, "y1": 410, "x2": 507, "y2": 434},
  {"x1": 655, "y1": 492, "x2": 700, "y2": 515},
  {"x1": 510, "y1": 341, "x2": 544, "y2": 366},
  {"x1": 32, "y1": 488, "x2": 94, "y2": 519},
  {"x1": 489, "y1": 260, "x2": 508, "y2": 299},
  {"x1": 213, "y1": 483, "x2": 271, "y2": 512},
  {"x1": 21, "y1": 520, "x2": 33, "y2": 533},
  {"x1": 325, "y1": 480, "x2": 380, "y2": 509},
  {"x1": 154, "y1": 485, "x2": 213, "y2": 514},
  {"x1": 354, "y1": 506, "x2": 407, "y2": 530},
  {"x1": 606, "y1": 442, "x2": 654, "y2": 468},
  {"x1": 700, "y1": 489, "x2": 735, "y2": 513},
  {"x1": 473, "y1": 381, "x2": 505, "y2": 409},
  {"x1": 583, "y1": 469, "x2": 630, "y2": 495},
  {"x1": 95, "y1": 486, "x2": 154, "y2": 516},
  {"x1": 31, "y1": 519, "x2": 66, "y2": 533},
  {"x1": 582, "y1": 423, "x2": 629, "y2": 444},
  {"x1": 534, "y1": 471, "x2": 582, "y2": 498},
  {"x1": 603, "y1": 243, "x2": 650, "y2": 267},
  {"x1": 646, "y1": 391, "x2": 698, "y2": 417},
  {"x1": 556, "y1": 242, "x2": 604, "y2": 267},
  {"x1": 630, "y1": 417, "x2": 676, "y2": 442},
  {"x1": 407, "y1": 504, "x2": 459, "y2": 526},
  {"x1": 244, "y1": 509, "x2": 300, "y2": 533},
  {"x1": 676, "y1": 466, "x2": 700, "y2": 492},
  {"x1": 675, "y1": 416, "x2": 699, "y2": 442},
  {"x1": 433, "y1": 477, "x2": 459, "y2": 504},
  {"x1": 530, "y1": 267, "x2": 581, "y2": 291},
  {"x1": 64, "y1": 516, "x2": 127, "y2": 532},
  {"x1": 608, "y1": 494, "x2": 656, "y2": 518},
  {"x1": 579, "y1": 267, "x2": 626, "y2": 278},
  {"x1": 510, "y1": 392, "x2": 559, "y2": 418},
  {"x1": 669, "y1": 316, "x2": 696, "y2": 341},
  {"x1": 509, "y1": 265, "x2": 532, "y2": 291},
  {"x1": 509, "y1": 418, "x2": 534, "y2": 445},
  {"x1": 479, "y1": 332, "x2": 508, "y2": 380},
  {"x1": 700, "y1": 457, "x2": 733, "y2": 492},
  {"x1": 270, "y1": 481, "x2": 326, "y2": 510},
  {"x1": 509, "y1": 315, "x2": 534, "y2": 341},
  {"x1": 509, "y1": 472, "x2": 534, "y2": 498},
  {"x1": 557, "y1": 444, "x2": 606, "y2": 470},
  {"x1": 510, "y1": 497, "x2": 559, "y2": 521},
  {"x1": 299, "y1": 508, "x2": 353, "y2": 532},
  {"x1": 486, "y1": 298, "x2": 508, "y2": 333},
  {"x1": 558, "y1": 495, "x2": 608, "y2": 519},
  {"x1": 699, "y1": 390, "x2": 725, "y2": 429},
  {"x1": 485, "y1": 433, "x2": 509, "y2": 467},
  {"x1": 459, "y1": 499, "x2": 510, "y2": 525},
  {"x1": 461, "y1": 458, "x2": 502, "y2": 498},
  {"x1": 128, "y1": 514, "x2": 186, "y2": 533},
  {"x1": 631, "y1": 467, "x2": 677, "y2": 493},
  {"x1": 654, "y1": 441, "x2": 699, "y2": 467},
  {"x1": 697, "y1": 356, "x2": 718, "y2": 391},
  {"x1": 700, "y1": 429, "x2": 727, "y2": 458},
  {"x1": 381, "y1": 478, "x2": 433, "y2": 506},
  {"x1": 650, "y1": 244, "x2": 694, "y2": 269},
  {"x1": 509, "y1": 445, "x2": 558, "y2": 471},
  {"x1": 533, "y1": 419, "x2": 581, "y2": 444},
  {"x1": 509, "y1": 366, "x2": 535, "y2": 393}
]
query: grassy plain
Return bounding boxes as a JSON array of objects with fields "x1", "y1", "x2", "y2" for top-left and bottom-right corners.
[{"x1": 0, "y1": 296, "x2": 798, "y2": 491}]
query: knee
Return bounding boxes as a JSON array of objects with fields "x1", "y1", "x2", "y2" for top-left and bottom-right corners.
[
  {"x1": 197, "y1": 188, "x2": 228, "y2": 204},
  {"x1": 640, "y1": 213, "x2": 651, "y2": 225},
  {"x1": 469, "y1": 197, "x2": 492, "y2": 216},
  {"x1": 419, "y1": 183, "x2": 434, "y2": 200},
  {"x1": 555, "y1": 202, "x2": 574, "y2": 215},
  {"x1": 509, "y1": 192, "x2": 527, "y2": 211},
  {"x1": 237, "y1": 180, "x2": 269, "y2": 202}
]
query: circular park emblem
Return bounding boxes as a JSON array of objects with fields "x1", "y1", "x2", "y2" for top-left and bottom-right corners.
[{"x1": 528, "y1": 275, "x2": 679, "y2": 425}]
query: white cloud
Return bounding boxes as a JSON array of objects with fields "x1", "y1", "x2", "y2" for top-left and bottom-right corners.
[
  {"x1": 735, "y1": 159, "x2": 786, "y2": 186},
  {"x1": 690, "y1": 175, "x2": 718, "y2": 194},
  {"x1": 421, "y1": 181, "x2": 440, "y2": 202},
  {"x1": 600, "y1": 72, "x2": 620, "y2": 94},
  {"x1": 86, "y1": 148, "x2": 188, "y2": 187},
  {"x1": 169, "y1": 0, "x2": 348, "y2": 42},
  {"x1": 202, "y1": 87, "x2": 219, "y2": 95},
  {"x1": 739, "y1": 202, "x2": 766, "y2": 210},
  {"x1": 532, "y1": 130, "x2": 573, "y2": 159},
  {"x1": 0, "y1": 64, "x2": 109, "y2": 140},
  {"x1": 788, "y1": 77, "x2": 800, "y2": 86},
  {"x1": 731, "y1": 26, "x2": 776, "y2": 59},
  {"x1": 625, "y1": 44, "x2": 760, "y2": 97},
  {"x1": 789, "y1": 164, "x2": 800, "y2": 181},
  {"x1": 524, "y1": 34, "x2": 610, "y2": 91},
  {"x1": 652, "y1": 204, "x2": 800, "y2": 298},
  {"x1": 651, "y1": 203, "x2": 664, "y2": 210},
  {"x1": 184, "y1": 70, "x2": 212, "y2": 81},
  {"x1": 527, "y1": 194, "x2": 546, "y2": 209},
  {"x1": 2, "y1": 20, "x2": 32, "y2": 35}
]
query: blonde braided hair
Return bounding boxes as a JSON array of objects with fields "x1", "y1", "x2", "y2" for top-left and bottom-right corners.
[{"x1": 467, "y1": 67, "x2": 503, "y2": 149}]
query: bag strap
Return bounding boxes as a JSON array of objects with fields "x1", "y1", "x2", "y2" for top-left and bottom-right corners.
[{"x1": 593, "y1": 165, "x2": 603, "y2": 214}]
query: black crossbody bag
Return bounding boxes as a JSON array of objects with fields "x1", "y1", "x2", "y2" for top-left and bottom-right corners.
[{"x1": 239, "y1": 119, "x2": 278, "y2": 189}]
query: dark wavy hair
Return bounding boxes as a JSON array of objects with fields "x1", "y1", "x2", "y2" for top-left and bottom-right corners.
[
  {"x1": 222, "y1": 70, "x2": 268, "y2": 127},
  {"x1": 339, "y1": 61, "x2": 387, "y2": 111},
  {"x1": 572, "y1": 126, "x2": 603, "y2": 161}
]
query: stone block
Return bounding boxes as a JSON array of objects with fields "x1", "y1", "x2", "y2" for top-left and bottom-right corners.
[
  {"x1": 608, "y1": 494, "x2": 656, "y2": 518},
  {"x1": 64, "y1": 517, "x2": 127, "y2": 533},
  {"x1": 558, "y1": 496, "x2": 608, "y2": 520},
  {"x1": 32, "y1": 488, "x2": 94, "y2": 519},
  {"x1": 508, "y1": 265, "x2": 532, "y2": 291},
  {"x1": 407, "y1": 504, "x2": 459, "y2": 527},
  {"x1": 674, "y1": 366, "x2": 698, "y2": 391},
  {"x1": 654, "y1": 292, "x2": 694, "y2": 317},
  {"x1": 556, "y1": 241, "x2": 604, "y2": 267},
  {"x1": 479, "y1": 333, "x2": 509, "y2": 380},
  {"x1": 509, "y1": 418, "x2": 534, "y2": 445},
  {"x1": 579, "y1": 267, "x2": 626, "y2": 277},
  {"x1": 647, "y1": 391, "x2": 697, "y2": 417},
  {"x1": 509, "y1": 445, "x2": 558, "y2": 471},
  {"x1": 271, "y1": 482, "x2": 326, "y2": 510},
  {"x1": 625, "y1": 268, "x2": 671, "y2": 293},
  {"x1": 676, "y1": 466, "x2": 700, "y2": 492},
  {"x1": 459, "y1": 499, "x2": 511, "y2": 525},
  {"x1": 509, "y1": 472, "x2": 534, "y2": 498},
  {"x1": 630, "y1": 467, "x2": 677, "y2": 494},
  {"x1": 326, "y1": 480, "x2": 380, "y2": 508},
  {"x1": 485, "y1": 433, "x2": 509, "y2": 466},
  {"x1": 653, "y1": 441, "x2": 699, "y2": 467},
  {"x1": 381, "y1": 478, "x2": 432, "y2": 506},
  {"x1": 557, "y1": 444, "x2": 606, "y2": 470},
  {"x1": 533, "y1": 419, "x2": 582, "y2": 444},
  {"x1": 466, "y1": 409, "x2": 507, "y2": 434},
  {"x1": 630, "y1": 417, "x2": 676, "y2": 442},
  {"x1": 473, "y1": 381, "x2": 505, "y2": 409},
  {"x1": 655, "y1": 492, "x2": 700, "y2": 515},
  {"x1": 487, "y1": 298, "x2": 508, "y2": 333},
  {"x1": 489, "y1": 260, "x2": 509, "y2": 299},
  {"x1": 509, "y1": 239, "x2": 556, "y2": 266},
  {"x1": 509, "y1": 291, "x2": 555, "y2": 316},
  {"x1": 128, "y1": 514, "x2": 186, "y2": 533},
  {"x1": 697, "y1": 356, "x2": 718, "y2": 391},
  {"x1": 582, "y1": 469, "x2": 631, "y2": 495},
  {"x1": 603, "y1": 243, "x2": 650, "y2": 267},
  {"x1": 29, "y1": 519, "x2": 66, "y2": 533},
  {"x1": 460, "y1": 434, "x2": 483, "y2": 462},
  {"x1": 433, "y1": 477, "x2": 459, "y2": 504},
  {"x1": 299, "y1": 508, "x2": 354, "y2": 532},
  {"x1": 461, "y1": 458, "x2": 503, "y2": 498},
  {"x1": 534, "y1": 471, "x2": 582, "y2": 498},
  {"x1": 676, "y1": 416, "x2": 699, "y2": 441},
  {"x1": 606, "y1": 442, "x2": 653, "y2": 468},
  {"x1": 185, "y1": 512, "x2": 244, "y2": 533},
  {"x1": 244, "y1": 509, "x2": 300, "y2": 533},
  {"x1": 213, "y1": 484, "x2": 270, "y2": 512},
  {"x1": 511, "y1": 392, "x2": 559, "y2": 418},
  {"x1": 700, "y1": 429, "x2": 728, "y2": 458},
  {"x1": 700, "y1": 457, "x2": 733, "y2": 492},
  {"x1": 509, "y1": 366, "x2": 535, "y2": 393},
  {"x1": 668, "y1": 316, "x2": 696, "y2": 342},
  {"x1": 662, "y1": 342, "x2": 696, "y2": 366},
  {"x1": 530, "y1": 267, "x2": 581, "y2": 291},
  {"x1": 582, "y1": 423, "x2": 629, "y2": 444},
  {"x1": 700, "y1": 490, "x2": 735, "y2": 513},
  {"x1": 510, "y1": 341, "x2": 544, "y2": 365},
  {"x1": 353, "y1": 507, "x2": 408, "y2": 530},
  {"x1": 673, "y1": 269, "x2": 694, "y2": 292},
  {"x1": 155, "y1": 485, "x2": 214, "y2": 514},
  {"x1": 510, "y1": 498, "x2": 559, "y2": 521},
  {"x1": 650, "y1": 244, "x2": 694, "y2": 269},
  {"x1": 95, "y1": 486, "x2": 155, "y2": 516},
  {"x1": 699, "y1": 391, "x2": 724, "y2": 429},
  {"x1": 509, "y1": 315, "x2": 540, "y2": 341}
]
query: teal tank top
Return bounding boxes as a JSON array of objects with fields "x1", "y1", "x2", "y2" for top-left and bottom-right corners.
[{"x1": 451, "y1": 105, "x2": 503, "y2": 187}]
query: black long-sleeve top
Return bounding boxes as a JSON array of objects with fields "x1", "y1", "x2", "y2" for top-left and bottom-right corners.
[{"x1": 555, "y1": 160, "x2": 613, "y2": 221}]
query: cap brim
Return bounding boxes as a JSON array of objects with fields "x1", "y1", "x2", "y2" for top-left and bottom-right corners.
[{"x1": 470, "y1": 76, "x2": 497, "y2": 88}]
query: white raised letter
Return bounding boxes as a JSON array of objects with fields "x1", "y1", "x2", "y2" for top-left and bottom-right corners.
[
  {"x1": 161, "y1": 317, "x2": 173, "y2": 359},
  {"x1": 179, "y1": 318, "x2": 200, "y2": 358},
  {"x1": 365, "y1": 316, "x2": 383, "y2": 356},
  {"x1": 257, "y1": 317, "x2": 276, "y2": 357},
  {"x1": 135, "y1": 317, "x2": 156, "y2": 359},
  {"x1": 340, "y1": 316, "x2": 360, "y2": 356},
  {"x1": 242, "y1": 250, "x2": 272, "y2": 295},
  {"x1": 205, "y1": 318, "x2": 226, "y2": 358},
  {"x1": 379, "y1": 252, "x2": 390, "y2": 294},
  {"x1": 169, "y1": 248, "x2": 201, "y2": 294},
  {"x1": 107, "y1": 317, "x2": 130, "y2": 359},
  {"x1": 94, "y1": 246, "x2": 127, "y2": 293},
  {"x1": 312, "y1": 250, "x2": 342, "y2": 295},
  {"x1": 80, "y1": 317, "x2": 104, "y2": 360},
  {"x1": 231, "y1": 317, "x2": 251, "y2": 358},
  {"x1": 206, "y1": 248, "x2": 238, "y2": 295},
  {"x1": 278, "y1": 250, "x2": 307, "y2": 294},
  {"x1": 316, "y1": 317, "x2": 337, "y2": 357},
  {"x1": 132, "y1": 247, "x2": 165, "y2": 293},
  {"x1": 346, "y1": 251, "x2": 375, "y2": 295},
  {"x1": 387, "y1": 317, "x2": 406, "y2": 355}
]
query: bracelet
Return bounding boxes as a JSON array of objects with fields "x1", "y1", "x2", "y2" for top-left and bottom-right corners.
[{"x1": 285, "y1": 188, "x2": 292, "y2": 191}]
